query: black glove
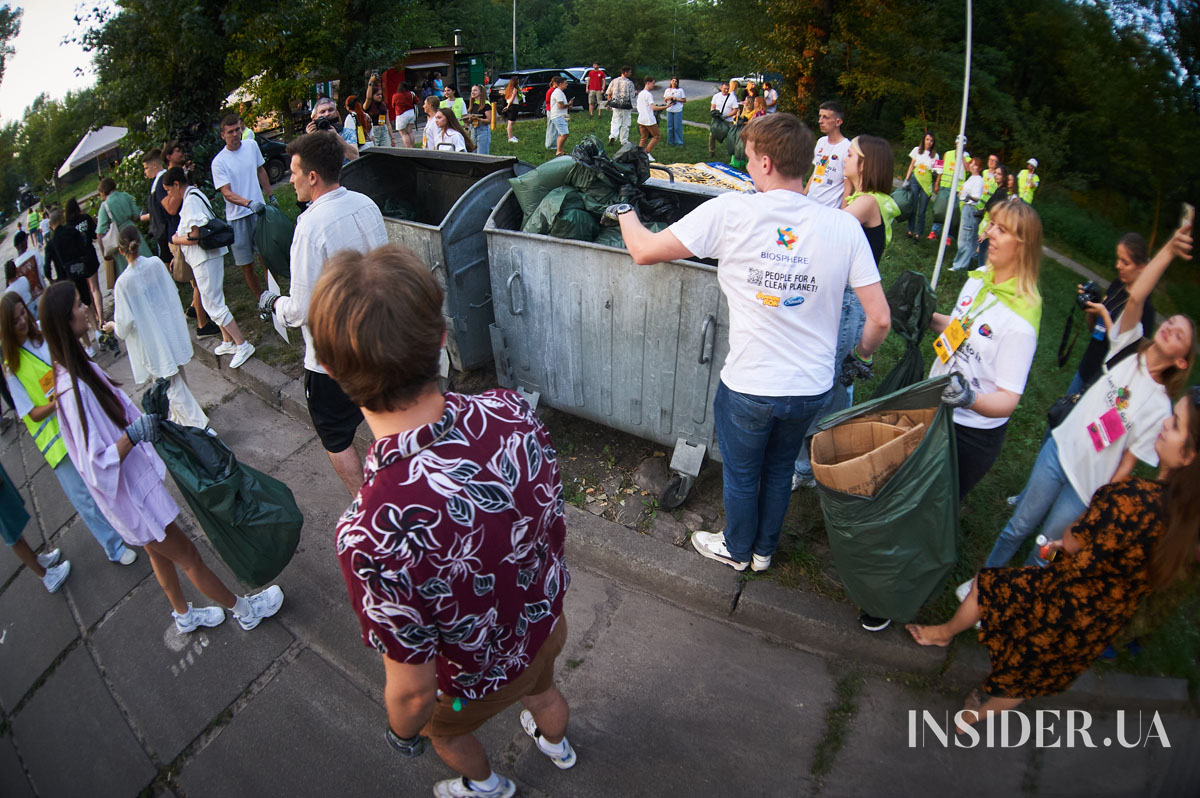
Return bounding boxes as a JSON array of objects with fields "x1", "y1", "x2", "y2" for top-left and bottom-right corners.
[
  {"x1": 941, "y1": 373, "x2": 977, "y2": 409},
  {"x1": 838, "y1": 347, "x2": 874, "y2": 387},
  {"x1": 125, "y1": 414, "x2": 161, "y2": 445},
  {"x1": 385, "y1": 728, "x2": 429, "y2": 758}
]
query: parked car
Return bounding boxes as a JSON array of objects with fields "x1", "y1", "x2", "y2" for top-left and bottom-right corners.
[
  {"x1": 488, "y1": 68, "x2": 587, "y2": 116},
  {"x1": 256, "y1": 136, "x2": 289, "y2": 184}
]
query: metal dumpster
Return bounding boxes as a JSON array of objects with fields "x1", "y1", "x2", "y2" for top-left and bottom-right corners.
[
  {"x1": 485, "y1": 181, "x2": 730, "y2": 507},
  {"x1": 341, "y1": 149, "x2": 533, "y2": 371}
]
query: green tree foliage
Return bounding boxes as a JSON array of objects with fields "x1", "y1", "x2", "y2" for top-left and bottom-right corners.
[
  {"x1": 14, "y1": 90, "x2": 103, "y2": 192},
  {"x1": 0, "y1": 3, "x2": 20, "y2": 86},
  {"x1": 564, "y1": 0, "x2": 676, "y2": 75},
  {"x1": 0, "y1": 121, "x2": 22, "y2": 210}
]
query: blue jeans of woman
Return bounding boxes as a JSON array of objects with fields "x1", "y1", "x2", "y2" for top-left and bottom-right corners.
[
  {"x1": 951, "y1": 206, "x2": 981, "y2": 271},
  {"x1": 472, "y1": 124, "x2": 491, "y2": 155},
  {"x1": 666, "y1": 111, "x2": 684, "y2": 146},
  {"x1": 53, "y1": 457, "x2": 129, "y2": 561},
  {"x1": 907, "y1": 184, "x2": 931, "y2": 237},
  {"x1": 714, "y1": 381, "x2": 830, "y2": 562},
  {"x1": 983, "y1": 436, "x2": 1087, "y2": 568}
]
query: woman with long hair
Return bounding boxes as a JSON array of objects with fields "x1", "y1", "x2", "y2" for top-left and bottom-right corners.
[
  {"x1": 903, "y1": 131, "x2": 938, "y2": 240},
  {"x1": 343, "y1": 95, "x2": 370, "y2": 149},
  {"x1": 909, "y1": 382, "x2": 1200, "y2": 733},
  {"x1": 0, "y1": 292, "x2": 133, "y2": 568},
  {"x1": 662, "y1": 77, "x2": 687, "y2": 146},
  {"x1": 64, "y1": 197, "x2": 107, "y2": 330},
  {"x1": 431, "y1": 107, "x2": 476, "y2": 153},
  {"x1": 364, "y1": 73, "x2": 392, "y2": 148},
  {"x1": 503, "y1": 77, "x2": 521, "y2": 143},
  {"x1": 422, "y1": 95, "x2": 441, "y2": 150},
  {"x1": 39, "y1": 281, "x2": 285, "y2": 634},
  {"x1": 466, "y1": 84, "x2": 492, "y2": 155},
  {"x1": 929, "y1": 200, "x2": 1043, "y2": 500},
  {"x1": 391, "y1": 81, "x2": 419, "y2": 147},
  {"x1": 975, "y1": 164, "x2": 1011, "y2": 268}
]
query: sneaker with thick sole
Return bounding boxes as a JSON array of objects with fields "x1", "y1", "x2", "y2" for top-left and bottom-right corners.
[
  {"x1": 792, "y1": 472, "x2": 816, "y2": 491},
  {"x1": 36, "y1": 548, "x2": 61, "y2": 568},
  {"x1": 520, "y1": 709, "x2": 577, "y2": 769},
  {"x1": 955, "y1": 578, "x2": 974, "y2": 604},
  {"x1": 858, "y1": 612, "x2": 891, "y2": 632},
  {"x1": 214, "y1": 341, "x2": 237, "y2": 356},
  {"x1": 116, "y1": 547, "x2": 138, "y2": 566},
  {"x1": 433, "y1": 776, "x2": 516, "y2": 798},
  {"x1": 174, "y1": 602, "x2": 227, "y2": 633},
  {"x1": 235, "y1": 585, "x2": 284, "y2": 630},
  {"x1": 750, "y1": 553, "x2": 772, "y2": 573},
  {"x1": 196, "y1": 321, "x2": 221, "y2": 338},
  {"x1": 42, "y1": 561, "x2": 71, "y2": 593},
  {"x1": 229, "y1": 341, "x2": 255, "y2": 369},
  {"x1": 690, "y1": 531, "x2": 748, "y2": 571}
]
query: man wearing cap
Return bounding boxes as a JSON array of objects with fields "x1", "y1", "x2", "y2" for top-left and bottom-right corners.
[{"x1": 1017, "y1": 158, "x2": 1040, "y2": 204}]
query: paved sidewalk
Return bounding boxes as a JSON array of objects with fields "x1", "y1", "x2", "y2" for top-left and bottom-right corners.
[{"x1": 1, "y1": 349, "x2": 1197, "y2": 798}]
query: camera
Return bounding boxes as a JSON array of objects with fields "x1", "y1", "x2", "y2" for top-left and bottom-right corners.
[
  {"x1": 1076, "y1": 280, "x2": 1102, "y2": 310},
  {"x1": 314, "y1": 116, "x2": 335, "y2": 132}
]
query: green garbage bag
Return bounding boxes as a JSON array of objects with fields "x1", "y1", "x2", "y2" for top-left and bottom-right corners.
[
  {"x1": 872, "y1": 270, "x2": 937, "y2": 398},
  {"x1": 522, "y1": 186, "x2": 586, "y2": 235},
  {"x1": 253, "y1": 204, "x2": 295, "y2": 281},
  {"x1": 891, "y1": 183, "x2": 914, "y2": 223},
  {"x1": 510, "y1": 155, "x2": 577, "y2": 217},
  {"x1": 551, "y1": 207, "x2": 600, "y2": 242},
  {"x1": 709, "y1": 114, "x2": 732, "y2": 144},
  {"x1": 815, "y1": 376, "x2": 958, "y2": 623},
  {"x1": 141, "y1": 380, "x2": 302, "y2": 588},
  {"x1": 931, "y1": 186, "x2": 950, "y2": 220},
  {"x1": 565, "y1": 162, "x2": 620, "y2": 216}
]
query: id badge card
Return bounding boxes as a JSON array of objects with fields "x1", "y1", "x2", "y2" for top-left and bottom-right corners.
[
  {"x1": 38, "y1": 368, "x2": 55, "y2": 399},
  {"x1": 815, "y1": 162, "x2": 826, "y2": 177},
  {"x1": 378, "y1": 115, "x2": 386, "y2": 126},
  {"x1": 917, "y1": 164, "x2": 927, "y2": 175},
  {"x1": 933, "y1": 318, "x2": 969, "y2": 364},
  {"x1": 1086, "y1": 407, "x2": 1127, "y2": 451}
]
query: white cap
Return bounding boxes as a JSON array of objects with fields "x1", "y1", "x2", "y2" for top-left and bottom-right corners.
[{"x1": 1027, "y1": 158, "x2": 1038, "y2": 167}]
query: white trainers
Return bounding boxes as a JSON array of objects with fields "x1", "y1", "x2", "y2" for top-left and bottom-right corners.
[
  {"x1": 36, "y1": 548, "x2": 61, "y2": 568},
  {"x1": 955, "y1": 578, "x2": 974, "y2": 604},
  {"x1": 235, "y1": 585, "x2": 284, "y2": 630},
  {"x1": 42, "y1": 561, "x2": 71, "y2": 593},
  {"x1": 229, "y1": 341, "x2": 255, "y2": 369},
  {"x1": 690, "y1": 531, "x2": 748, "y2": 571},
  {"x1": 508, "y1": 137, "x2": 519, "y2": 143},
  {"x1": 214, "y1": 341, "x2": 237, "y2": 356},
  {"x1": 173, "y1": 602, "x2": 227, "y2": 633},
  {"x1": 520, "y1": 709, "x2": 577, "y2": 769},
  {"x1": 433, "y1": 776, "x2": 516, "y2": 798},
  {"x1": 116, "y1": 547, "x2": 138, "y2": 566},
  {"x1": 750, "y1": 553, "x2": 772, "y2": 573}
]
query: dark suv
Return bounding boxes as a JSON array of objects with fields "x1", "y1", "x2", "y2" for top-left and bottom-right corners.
[{"x1": 489, "y1": 69, "x2": 587, "y2": 116}]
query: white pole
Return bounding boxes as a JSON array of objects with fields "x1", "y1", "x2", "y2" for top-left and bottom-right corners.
[
  {"x1": 512, "y1": 1, "x2": 517, "y2": 71},
  {"x1": 930, "y1": 0, "x2": 972, "y2": 291}
]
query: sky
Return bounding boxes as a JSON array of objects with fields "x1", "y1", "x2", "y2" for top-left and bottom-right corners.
[{"x1": 0, "y1": 0, "x2": 99, "y2": 124}]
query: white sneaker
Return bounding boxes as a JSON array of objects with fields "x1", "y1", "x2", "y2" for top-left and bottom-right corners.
[
  {"x1": 508, "y1": 137, "x2": 519, "y2": 143},
  {"x1": 955, "y1": 578, "x2": 974, "y2": 604},
  {"x1": 690, "y1": 531, "x2": 748, "y2": 571},
  {"x1": 792, "y1": 473, "x2": 816, "y2": 491},
  {"x1": 1006, "y1": 494, "x2": 1020, "y2": 507},
  {"x1": 173, "y1": 602, "x2": 226, "y2": 633},
  {"x1": 520, "y1": 709, "x2": 577, "y2": 769},
  {"x1": 433, "y1": 776, "x2": 516, "y2": 798},
  {"x1": 235, "y1": 585, "x2": 284, "y2": 630},
  {"x1": 646, "y1": 154, "x2": 656, "y2": 162},
  {"x1": 229, "y1": 341, "x2": 255, "y2": 369},
  {"x1": 750, "y1": 553, "x2": 772, "y2": 573},
  {"x1": 42, "y1": 561, "x2": 71, "y2": 593},
  {"x1": 214, "y1": 341, "x2": 237, "y2": 356},
  {"x1": 36, "y1": 548, "x2": 61, "y2": 568},
  {"x1": 116, "y1": 547, "x2": 138, "y2": 566}
]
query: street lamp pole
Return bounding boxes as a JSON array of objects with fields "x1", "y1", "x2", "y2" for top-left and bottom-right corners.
[{"x1": 512, "y1": 1, "x2": 517, "y2": 70}]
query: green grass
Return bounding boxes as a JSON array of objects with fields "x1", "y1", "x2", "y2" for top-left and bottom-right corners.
[
  {"x1": 42, "y1": 172, "x2": 102, "y2": 211},
  {"x1": 810, "y1": 672, "x2": 865, "y2": 790}
]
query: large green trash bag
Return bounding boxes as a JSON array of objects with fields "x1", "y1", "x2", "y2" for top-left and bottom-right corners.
[
  {"x1": 141, "y1": 380, "x2": 302, "y2": 587},
  {"x1": 872, "y1": 270, "x2": 937, "y2": 398},
  {"x1": 551, "y1": 207, "x2": 600, "y2": 241},
  {"x1": 522, "y1": 186, "x2": 584, "y2": 234},
  {"x1": 891, "y1": 183, "x2": 914, "y2": 222},
  {"x1": 253, "y1": 204, "x2": 295, "y2": 281},
  {"x1": 815, "y1": 375, "x2": 958, "y2": 623},
  {"x1": 709, "y1": 113, "x2": 732, "y2": 144},
  {"x1": 509, "y1": 155, "x2": 577, "y2": 217},
  {"x1": 931, "y1": 186, "x2": 950, "y2": 219},
  {"x1": 593, "y1": 221, "x2": 668, "y2": 249},
  {"x1": 565, "y1": 161, "x2": 620, "y2": 216}
]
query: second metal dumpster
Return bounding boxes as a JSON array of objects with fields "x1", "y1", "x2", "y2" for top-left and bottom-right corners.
[
  {"x1": 341, "y1": 149, "x2": 532, "y2": 371},
  {"x1": 485, "y1": 181, "x2": 731, "y2": 507}
]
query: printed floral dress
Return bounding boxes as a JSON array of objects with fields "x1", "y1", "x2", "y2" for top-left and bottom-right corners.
[{"x1": 975, "y1": 478, "x2": 1165, "y2": 698}]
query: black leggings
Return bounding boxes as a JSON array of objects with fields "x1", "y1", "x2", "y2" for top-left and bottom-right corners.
[
  {"x1": 0, "y1": 376, "x2": 14, "y2": 414},
  {"x1": 954, "y1": 422, "x2": 1008, "y2": 500}
]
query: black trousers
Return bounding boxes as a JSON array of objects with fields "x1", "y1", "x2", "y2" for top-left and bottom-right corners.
[{"x1": 954, "y1": 421, "x2": 1008, "y2": 500}]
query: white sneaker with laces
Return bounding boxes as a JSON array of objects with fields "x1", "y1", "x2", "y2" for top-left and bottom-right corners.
[
  {"x1": 690, "y1": 531, "x2": 748, "y2": 571},
  {"x1": 508, "y1": 137, "x2": 519, "y2": 143},
  {"x1": 235, "y1": 585, "x2": 284, "y2": 630},
  {"x1": 174, "y1": 603, "x2": 227, "y2": 633},
  {"x1": 42, "y1": 561, "x2": 71, "y2": 593},
  {"x1": 214, "y1": 341, "x2": 237, "y2": 356},
  {"x1": 229, "y1": 341, "x2": 255, "y2": 369},
  {"x1": 751, "y1": 553, "x2": 772, "y2": 573},
  {"x1": 36, "y1": 548, "x2": 61, "y2": 568},
  {"x1": 432, "y1": 776, "x2": 516, "y2": 798},
  {"x1": 520, "y1": 709, "x2": 577, "y2": 769}
]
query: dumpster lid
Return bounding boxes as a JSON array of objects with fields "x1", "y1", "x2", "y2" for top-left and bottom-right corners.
[{"x1": 816, "y1": 375, "x2": 951, "y2": 432}]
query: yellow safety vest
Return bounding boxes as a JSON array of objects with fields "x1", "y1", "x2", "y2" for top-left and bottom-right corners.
[
  {"x1": 1018, "y1": 169, "x2": 1039, "y2": 203},
  {"x1": 14, "y1": 348, "x2": 68, "y2": 467}
]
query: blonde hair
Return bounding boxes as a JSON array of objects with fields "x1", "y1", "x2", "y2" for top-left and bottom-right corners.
[{"x1": 987, "y1": 200, "x2": 1042, "y2": 300}]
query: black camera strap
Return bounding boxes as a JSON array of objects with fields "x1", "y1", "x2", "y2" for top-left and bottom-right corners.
[{"x1": 1056, "y1": 305, "x2": 1081, "y2": 367}]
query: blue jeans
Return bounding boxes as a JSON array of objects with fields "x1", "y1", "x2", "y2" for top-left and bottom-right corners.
[
  {"x1": 473, "y1": 125, "x2": 491, "y2": 155},
  {"x1": 983, "y1": 436, "x2": 1087, "y2": 568},
  {"x1": 714, "y1": 381, "x2": 830, "y2": 561},
  {"x1": 951, "y1": 206, "x2": 981, "y2": 271},
  {"x1": 794, "y1": 289, "x2": 866, "y2": 480},
  {"x1": 666, "y1": 112, "x2": 684, "y2": 146},
  {"x1": 907, "y1": 185, "x2": 931, "y2": 236},
  {"x1": 53, "y1": 458, "x2": 129, "y2": 561}
]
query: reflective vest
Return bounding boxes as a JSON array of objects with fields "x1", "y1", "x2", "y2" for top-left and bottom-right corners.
[
  {"x1": 14, "y1": 347, "x2": 67, "y2": 468},
  {"x1": 1018, "y1": 169, "x2": 1039, "y2": 203}
]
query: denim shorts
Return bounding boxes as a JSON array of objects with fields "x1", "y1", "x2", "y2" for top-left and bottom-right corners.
[{"x1": 550, "y1": 115, "x2": 569, "y2": 135}]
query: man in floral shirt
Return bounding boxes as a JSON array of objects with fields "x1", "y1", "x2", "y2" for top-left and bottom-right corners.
[{"x1": 309, "y1": 244, "x2": 575, "y2": 798}]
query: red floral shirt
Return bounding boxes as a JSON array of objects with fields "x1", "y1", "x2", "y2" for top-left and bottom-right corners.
[{"x1": 337, "y1": 390, "x2": 569, "y2": 699}]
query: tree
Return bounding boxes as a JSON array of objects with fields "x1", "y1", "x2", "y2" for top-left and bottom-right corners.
[
  {"x1": 0, "y1": 3, "x2": 19, "y2": 87},
  {"x1": 14, "y1": 90, "x2": 102, "y2": 191}
]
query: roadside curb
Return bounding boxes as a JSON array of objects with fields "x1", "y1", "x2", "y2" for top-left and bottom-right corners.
[{"x1": 193, "y1": 330, "x2": 1191, "y2": 713}]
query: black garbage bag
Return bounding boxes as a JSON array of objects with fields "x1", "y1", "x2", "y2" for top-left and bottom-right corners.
[
  {"x1": 637, "y1": 190, "x2": 680, "y2": 223},
  {"x1": 613, "y1": 143, "x2": 651, "y2": 185},
  {"x1": 570, "y1": 134, "x2": 607, "y2": 166},
  {"x1": 872, "y1": 271, "x2": 937, "y2": 398},
  {"x1": 565, "y1": 161, "x2": 620, "y2": 216},
  {"x1": 141, "y1": 380, "x2": 302, "y2": 588}
]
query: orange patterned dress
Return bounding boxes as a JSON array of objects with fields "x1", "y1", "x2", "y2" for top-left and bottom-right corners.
[{"x1": 975, "y1": 478, "x2": 1165, "y2": 698}]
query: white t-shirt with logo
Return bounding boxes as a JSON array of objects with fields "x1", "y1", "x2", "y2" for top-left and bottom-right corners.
[
  {"x1": 211, "y1": 140, "x2": 266, "y2": 221},
  {"x1": 636, "y1": 89, "x2": 657, "y2": 126},
  {"x1": 928, "y1": 274, "x2": 1038, "y2": 430},
  {"x1": 808, "y1": 136, "x2": 851, "y2": 208},
  {"x1": 669, "y1": 190, "x2": 880, "y2": 396},
  {"x1": 549, "y1": 88, "x2": 568, "y2": 119},
  {"x1": 1053, "y1": 322, "x2": 1170, "y2": 502}
]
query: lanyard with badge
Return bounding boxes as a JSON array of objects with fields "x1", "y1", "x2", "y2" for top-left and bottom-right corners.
[
  {"x1": 1086, "y1": 360, "x2": 1133, "y2": 451},
  {"x1": 933, "y1": 288, "x2": 1001, "y2": 364}
]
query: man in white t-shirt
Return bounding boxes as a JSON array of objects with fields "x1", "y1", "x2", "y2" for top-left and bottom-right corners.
[
  {"x1": 806, "y1": 101, "x2": 850, "y2": 208},
  {"x1": 635, "y1": 76, "x2": 667, "y2": 159},
  {"x1": 548, "y1": 76, "x2": 570, "y2": 156},
  {"x1": 211, "y1": 114, "x2": 276, "y2": 298},
  {"x1": 611, "y1": 113, "x2": 891, "y2": 573},
  {"x1": 708, "y1": 83, "x2": 738, "y2": 156},
  {"x1": 257, "y1": 132, "x2": 388, "y2": 495}
]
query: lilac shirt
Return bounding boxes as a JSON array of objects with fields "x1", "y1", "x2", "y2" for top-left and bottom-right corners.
[{"x1": 55, "y1": 362, "x2": 178, "y2": 545}]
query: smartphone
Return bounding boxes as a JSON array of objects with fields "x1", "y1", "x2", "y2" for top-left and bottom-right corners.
[{"x1": 1183, "y1": 202, "x2": 1195, "y2": 227}]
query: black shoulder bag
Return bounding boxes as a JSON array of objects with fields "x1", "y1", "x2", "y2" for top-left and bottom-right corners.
[
  {"x1": 1045, "y1": 339, "x2": 1141, "y2": 430},
  {"x1": 189, "y1": 190, "x2": 235, "y2": 251}
]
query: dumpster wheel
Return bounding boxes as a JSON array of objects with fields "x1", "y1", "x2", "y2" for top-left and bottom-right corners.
[{"x1": 659, "y1": 473, "x2": 694, "y2": 510}]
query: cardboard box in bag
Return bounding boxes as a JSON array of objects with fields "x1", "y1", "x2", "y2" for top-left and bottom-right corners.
[{"x1": 811, "y1": 419, "x2": 928, "y2": 497}]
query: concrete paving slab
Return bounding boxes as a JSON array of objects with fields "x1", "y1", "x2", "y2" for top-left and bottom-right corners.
[
  {"x1": 1034, "y1": 710, "x2": 1182, "y2": 797},
  {"x1": 11, "y1": 646, "x2": 156, "y2": 798},
  {"x1": 0, "y1": 733, "x2": 34, "y2": 798},
  {"x1": 181, "y1": 359, "x2": 239, "y2": 412},
  {"x1": 19, "y1": 430, "x2": 47, "y2": 484},
  {"x1": 819, "y1": 677, "x2": 1027, "y2": 797},
  {"x1": 0, "y1": 429, "x2": 25, "y2": 484},
  {"x1": 28, "y1": 462, "x2": 73, "y2": 539},
  {"x1": 0, "y1": 569, "x2": 79, "y2": 711},
  {"x1": 59, "y1": 517, "x2": 154, "y2": 630},
  {"x1": 177, "y1": 650, "x2": 432, "y2": 798},
  {"x1": 90, "y1": 578, "x2": 294, "y2": 763},
  {"x1": 205, "y1": 390, "x2": 315, "y2": 474}
]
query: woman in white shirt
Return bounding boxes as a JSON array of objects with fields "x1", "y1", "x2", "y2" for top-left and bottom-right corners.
[
  {"x1": 430, "y1": 108, "x2": 474, "y2": 152},
  {"x1": 950, "y1": 157, "x2": 986, "y2": 272},
  {"x1": 903, "y1": 132, "x2": 938, "y2": 239},
  {"x1": 421, "y1": 96, "x2": 441, "y2": 149},
  {"x1": 663, "y1": 78, "x2": 687, "y2": 146}
]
